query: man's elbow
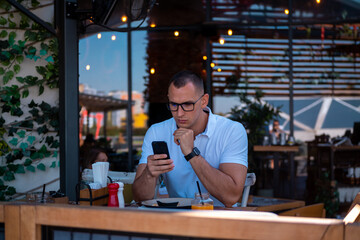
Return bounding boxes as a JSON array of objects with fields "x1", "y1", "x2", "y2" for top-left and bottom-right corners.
[{"x1": 222, "y1": 192, "x2": 243, "y2": 208}]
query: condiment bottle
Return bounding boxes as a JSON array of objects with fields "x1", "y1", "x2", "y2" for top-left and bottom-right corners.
[
  {"x1": 107, "y1": 183, "x2": 119, "y2": 207},
  {"x1": 116, "y1": 181, "x2": 125, "y2": 208}
]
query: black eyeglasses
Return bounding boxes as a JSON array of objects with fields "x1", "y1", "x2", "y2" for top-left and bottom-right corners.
[{"x1": 167, "y1": 94, "x2": 204, "y2": 112}]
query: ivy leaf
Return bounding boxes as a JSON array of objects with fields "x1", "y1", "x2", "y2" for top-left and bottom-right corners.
[
  {"x1": 0, "y1": 30, "x2": 7, "y2": 38},
  {"x1": 15, "y1": 55, "x2": 24, "y2": 64},
  {"x1": 11, "y1": 107, "x2": 23, "y2": 117},
  {"x1": 9, "y1": 138, "x2": 18, "y2": 146},
  {"x1": 37, "y1": 163, "x2": 46, "y2": 171},
  {"x1": 45, "y1": 136, "x2": 54, "y2": 145},
  {"x1": 0, "y1": 67, "x2": 4, "y2": 75},
  {"x1": 28, "y1": 46, "x2": 36, "y2": 54},
  {"x1": 28, "y1": 100, "x2": 38, "y2": 108},
  {"x1": 39, "y1": 101, "x2": 51, "y2": 111},
  {"x1": 37, "y1": 125, "x2": 48, "y2": 134},
  {"x1": 8, "y1": 19, "x2": 16, "y2": 29},
  {"x1": 4, "y1": 171, "x2": 15, "y2": 181},
  {"x1": 3, "y1": 71, "x2": 14, "y2": 84},
  {"x1": 0, "y1": 179, "x2": 3, "y2": 186},
  {"x1": 16, "y1": 130, "x2": 25, "y2": 138},
  {"x1": 19, "y1": 142, "x2": 28, "y2": 152},
  {"x1": 30, "y1": 151, "x2": 40, "y2": 160},
  {"x1": 53, "y1": 151, "x2": 58, "y2": 158},
  {"x1": 50, "y1": 140, "x2": 59, "y2": 149},
  {"x1": 27, "y1": 136, "x2": 35, "y2": 144},
  {"x1": 8, "y1": 32, "x2": 16, "y2": 46},
  {"x1": 31, "y1": 0, "x2": 40, "y2": 7},
  {"x1": 39, "y1": 49, "x2": 47, "y2": 56},
  {"x1": 5, "y1": 186, "x2": 16, "y2": 195},
  {"x1": 0, "y1": 167, "x2": 6, "y2": 176},
  {"x1": 22, "y1": 88, "x2": 29, "y2": 98},
  {"x1": 15, "y1": 165, "x2": 25, "y2": 174},
  {"x1": 26, "y1": 165, "x2": 35, "y2": 172},
  {"x1": 13, "y1": 64, "x2": 20, "y2": 74},
  {"x1": 24, "y1": 158, "x2": 32, "y2": 166},
  {"x1": 38, "y1": 85, "x2": 44, "y2": 95},
  {"x1": 0, "y1": 16, "x2": 7, "y2": 25},
  {"x1": 50, "y1": 161, "x2": 56, "y2": 168},
  {"x1": 8, "y1": 127, "x2": 17, "y2": 136},
  {"x1": 33, "y1": 55, "x2": 40, "y2": 61},
  {"x1": 29, "y1": 108, "x2": 39, "y2": 117},
  {"x1": 16, "y1": 76, "x2": 24, "y2": 83},
  {"x1": 45, "y1": 56, "x2": 54, "y2": 62},
  {"x1": 23, "y1": 150, "x2": 31, "y2": 157}
]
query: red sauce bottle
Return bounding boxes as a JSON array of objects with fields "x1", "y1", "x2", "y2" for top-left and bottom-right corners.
[{"x1": 107, "y1": 183, "x2": 119, "y2": 207}]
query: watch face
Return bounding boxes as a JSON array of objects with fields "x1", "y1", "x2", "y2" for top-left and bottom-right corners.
[{"x1": 194, "y1": 147, "x2": 200, "y2": 155}]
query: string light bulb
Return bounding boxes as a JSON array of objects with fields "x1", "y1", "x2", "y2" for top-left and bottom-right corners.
[
  {"x1": 210, "y1": 63, "x2": 215, "y2": 68},
  {"x1": 111, "y1": 35, "x2": 116, "y2": 41},
  {"x1": 203, "y1": 56, "x2": 207, "y2": 60},
  {"x1": 121, "y1": 16, "x2": 127, "y2": 22},
  {"x1": 316, "y1": 0, "x2": 321, "y2": 3},
  {"x1": 219, "y1": 38, "x2": 225, "y2": 45},
  {"x1": 97, "y1": 33, "x2": 101, "y2": 39},
  {"x1": 174, "y1": 31, "x2": 179, "y2": 37},
  {"x1": 150, "y1": 68, "x2": 155, "y2": 74},
  {"x1": 284, "y1": 9, "x2": 289, "y2": 15},
  {"x1": 228, "y1": 29, "x2": 233, "y2": 36},
  {"x1": 150, "y1": 23, "x2": 156, "y2": 28},
  {"x1": 217, "y1": 68, "x2": 222, "y2": 72},
  {"x1": 86, "y1": 65, "x2": 90, "y2": 71}
]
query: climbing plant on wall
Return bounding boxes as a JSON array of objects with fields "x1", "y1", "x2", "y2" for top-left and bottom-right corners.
[{"x1": 0, "y1": 0, "x2": 59, "y2": 200}]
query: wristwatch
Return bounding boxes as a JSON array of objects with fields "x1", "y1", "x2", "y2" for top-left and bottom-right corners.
[{"x1": 184, "y1": 147, "x2": 200, "y2": 161}]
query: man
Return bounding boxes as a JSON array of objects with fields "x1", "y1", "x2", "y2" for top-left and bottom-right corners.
[
  {"x1": 269, "y1": 120, "x2": 284, "y2": 138},
  {"x1": 132, "y1": 70, "x2": 248, "y2": 207}
]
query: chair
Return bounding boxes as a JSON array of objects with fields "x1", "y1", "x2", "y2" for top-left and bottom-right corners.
[
  {"x1": 278, "y1": 203, "x2": 326, "y2": 218},
  {"x1": 240, "y1": 173, "x2": 256, "y2": 207}
]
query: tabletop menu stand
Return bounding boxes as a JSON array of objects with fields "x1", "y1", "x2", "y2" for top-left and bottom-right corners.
[{"x1": 75, "y1": 176, "x2": 113, "y2": 206}]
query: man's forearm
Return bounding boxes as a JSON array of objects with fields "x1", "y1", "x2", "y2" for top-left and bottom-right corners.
[
  {"x1": 189, "y1": 156, "x2": 246, "y2": 207},
  {"x1": 132, "y1": 166, "x2": 158, "y2": 202}
]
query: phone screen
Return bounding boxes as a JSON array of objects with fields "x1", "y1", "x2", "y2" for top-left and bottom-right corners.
[{"x1": 152, "y1": 141, "x2": 170, "y2": 159}]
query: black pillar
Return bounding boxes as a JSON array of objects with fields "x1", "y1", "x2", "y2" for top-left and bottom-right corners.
[{"x1": 58, "y1": 0, "x2": 79, "y2": 201}]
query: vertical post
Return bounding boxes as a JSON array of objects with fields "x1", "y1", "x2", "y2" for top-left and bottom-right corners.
[
  {"x1": 58, "y1": 0, "x2": 79, "y2": 200},
  {"x1": 205, "y1": 0, "x2": 213, "y2": 109},
  {"x1": 288, "y1": 0, "x2": 295, "y2": 199},
  {"x1": 86, "y1": 110, "x2": 90, "y2": 135},
  {"x1": 127, "y1": 11, "x2": 133, "y2": 171},
  {"x1": 103, "y1": 110, "x2": 108, "y2": 148}
]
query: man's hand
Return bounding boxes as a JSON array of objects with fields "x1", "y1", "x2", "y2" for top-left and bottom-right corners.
[
  {"x1": 146, "y1": 154, "x2": 174, "y2": 178},
  {"x1": 173, "y1": 128, "x2": 194, "y2": 155}
]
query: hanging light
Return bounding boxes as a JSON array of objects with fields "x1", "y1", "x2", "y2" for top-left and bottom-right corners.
[
  {"x1": 203, "y1": 56, "x2": 207, "y2": 60},
  {"x1": 284, "y1": 9, "x2": 289, "y2": 15},
  {"x1": 111, "y1": 35, "x2": 116, "y2": 41},
  {"x1": 86, "y1": 65, "x2": 90, "y2": 71},
  {"x1": 217, "y1": 68, "x2": 222, "y2": 72},
  {"x1": 210, "y1": 63, "x2": 215, "y2": 68},
  {"x1": 219, "y1": 38, "x2": 225, "y2": 45},
  {"x1": 150, "y1": 68, "x2": 155, "y2": 74},
  {"x1": 121, "y1": 15, "x2": 127, "y2": 22},
  {"x1": 316, "y1": 0, "x2": 321, "y2": 3},
  {"x1": 97, "y1": 33, "x2": 101, "y2": 39},
  {"x1": 174, "y1": 31, "x2": 179, "y2": 37},
  {"x1": 228, "y1": 29, "x2": 233, "y2": 36},
  {"x1": 150, "y1": 23, "x2": 156, "y2": 28}
]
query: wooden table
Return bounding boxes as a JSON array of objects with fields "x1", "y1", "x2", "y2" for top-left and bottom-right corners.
[
  {"x1": 254, "y1": 145, "x2": 300, "y2": 198},
  {"x1": 248, "y1": 195, "x2": 305, "y2": 212}
]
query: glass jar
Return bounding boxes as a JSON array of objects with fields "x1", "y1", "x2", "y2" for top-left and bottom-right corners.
[{"x1": 191, "y1": 192, "x2": 214, "y2": 210}]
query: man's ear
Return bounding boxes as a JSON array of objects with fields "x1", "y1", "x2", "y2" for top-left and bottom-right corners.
[{"x1": 201, "y1": 93, "x2": 209, "y2": 108}]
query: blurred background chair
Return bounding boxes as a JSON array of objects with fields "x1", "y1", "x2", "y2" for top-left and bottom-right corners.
[{"x1": 240, "y1": 173, "x2": 256, "y2": 207}]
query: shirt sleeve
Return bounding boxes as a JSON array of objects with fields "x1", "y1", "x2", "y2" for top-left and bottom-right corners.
[{"x1": 220, "y1": 122, "x2": 248, "y2": 168}]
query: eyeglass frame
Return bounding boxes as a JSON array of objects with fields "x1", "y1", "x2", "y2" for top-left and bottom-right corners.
[{"x1": 167, "y1": 94, "x2": 205, "y2": 112}]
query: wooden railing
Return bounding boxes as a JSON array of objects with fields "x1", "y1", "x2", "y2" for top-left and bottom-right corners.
[{"x1": 0, "y1": 202, "x2": 359, "y2": 240}]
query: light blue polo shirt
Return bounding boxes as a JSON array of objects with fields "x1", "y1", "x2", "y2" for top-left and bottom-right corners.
[{"x1": 139, "y1": 107, "x2": 248, "y2": 206}]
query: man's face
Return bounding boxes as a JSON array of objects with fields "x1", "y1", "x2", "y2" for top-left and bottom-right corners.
[
  {"x1": 273, "y1": 121, "x2": 280, "y2": 131},
  {"x1": 168, "y1": 82, "x2": 206, "y2": 130}
]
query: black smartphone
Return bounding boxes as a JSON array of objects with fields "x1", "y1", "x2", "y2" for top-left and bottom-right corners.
[{"x1": 152, "y1": 141, "x2": 170, "y2": 159}]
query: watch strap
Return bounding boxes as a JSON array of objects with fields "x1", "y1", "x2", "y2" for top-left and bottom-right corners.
[{"x1": 185, "y1": 147, "x2": 200, "y2": 161}]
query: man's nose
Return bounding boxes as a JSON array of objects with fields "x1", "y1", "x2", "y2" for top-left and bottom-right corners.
[{"x1": 176, "y1": 106, "x2": 185, "y2": 116}]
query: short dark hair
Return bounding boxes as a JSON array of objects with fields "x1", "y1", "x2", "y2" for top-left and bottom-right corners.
[{"x1": 168, "y1": 70, "x2": 205, "y2": 94}]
